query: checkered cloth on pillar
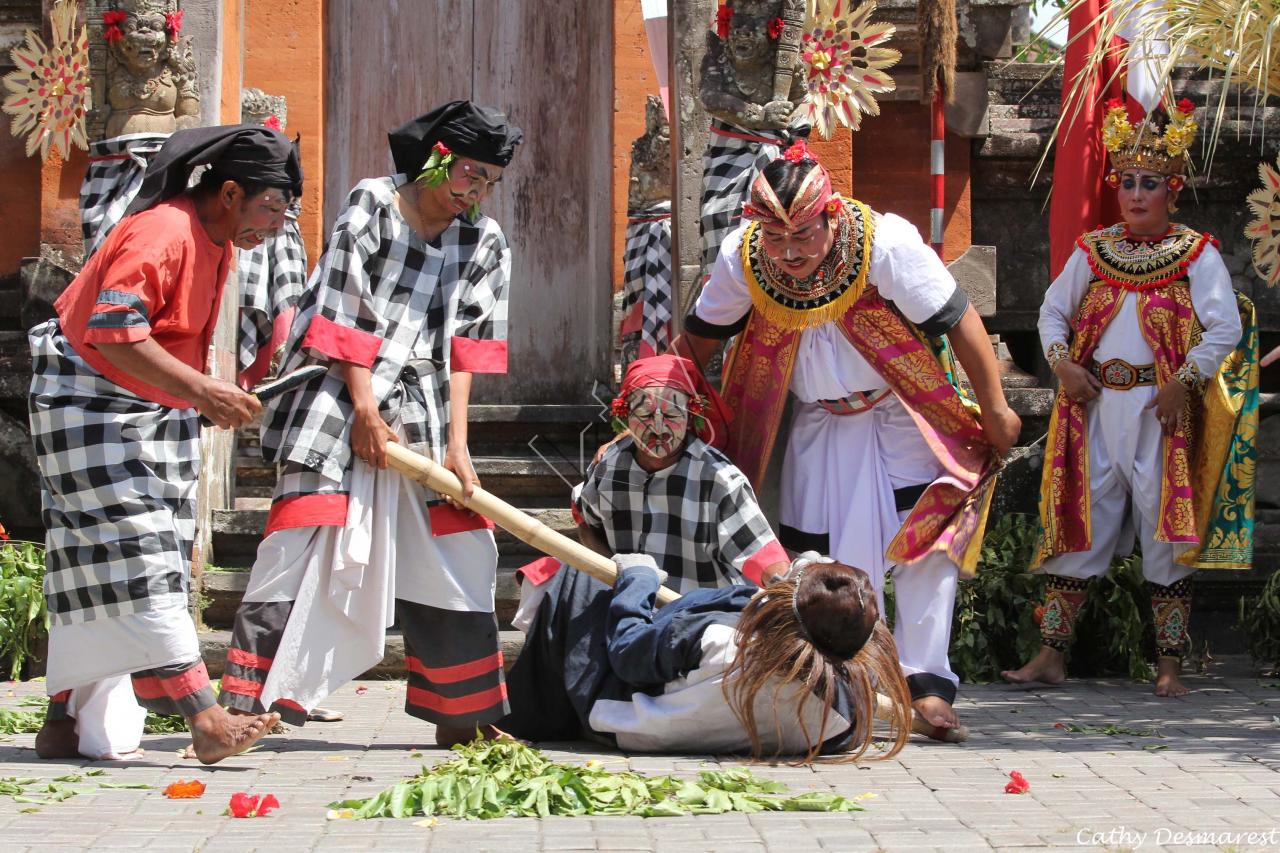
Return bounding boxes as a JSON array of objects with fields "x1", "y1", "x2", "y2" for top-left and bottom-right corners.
[
  {"x1": 237, "y1": 199, "x2": 309, "y2": 385},
  {"x1": 620, "y1": 202, "x2": 673, "y2": 363},
  {"x1": 79, "y1": 133, "x2": 171, "y2": 259}
]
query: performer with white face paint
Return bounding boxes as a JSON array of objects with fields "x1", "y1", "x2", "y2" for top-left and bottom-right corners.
[{"x1": 1003, "y1": 99, "x2": 1256, "y2": 698}]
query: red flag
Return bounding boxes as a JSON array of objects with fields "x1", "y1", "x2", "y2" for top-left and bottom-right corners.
[{"x1": 1048, "y1": 0, "x2": 1125, "y2": 279}]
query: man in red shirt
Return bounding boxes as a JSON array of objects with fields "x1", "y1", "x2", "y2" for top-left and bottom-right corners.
[{"x1": 29, "y1": 125, "x2": 303, "y2": 764}]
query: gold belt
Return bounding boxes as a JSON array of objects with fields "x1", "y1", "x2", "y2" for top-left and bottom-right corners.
[
  {"x1": 1091, "y1": 358, "x2": 1156, "y2": 390},
  {"x1": 816, "y1": 389, "x2": 892, "y2": 416}
]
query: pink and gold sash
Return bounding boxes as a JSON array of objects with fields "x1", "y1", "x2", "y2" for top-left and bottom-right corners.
[{"x1": 720, "y1": 287, "x2": 998, "y2": 575}]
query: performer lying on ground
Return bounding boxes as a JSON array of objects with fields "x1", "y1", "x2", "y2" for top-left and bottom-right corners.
[
  {"x1": 217, "y1": 102, "x2": 523, "y2": 747},
  {"x1": 1003, "y1": 101, "x2": 1256, "y2": 697},
  {"x1": 502, "y1": 552, "x2": 913, "y2": 761},
  {"x1": 671, "y1": 141, "x2": 1021, "y2": 734},
  {"x1": 31, "y1": 125, "x2": 303, "y2": 763}
]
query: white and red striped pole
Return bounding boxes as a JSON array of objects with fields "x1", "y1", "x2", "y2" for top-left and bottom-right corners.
[{"x1": 929, "y1": 87, "x2": 946, "y2": 258}]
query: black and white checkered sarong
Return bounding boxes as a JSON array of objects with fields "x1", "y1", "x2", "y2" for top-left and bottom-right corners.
[
  {"x1": 620, "y1": 205, "x2": 673, "y2": 362},
  {"x1": 699, "y1": 120, "x2": 794, "y2": 277},
  {"x1": 28, "y1": 320, "x2": 199, "y2": 625},
  {"x1": 238, "y1": 203, "x2": 309, "y2": 376},
  {"x1": 574, "y1": 437, "x2": 777, "y2": 594},
  {"x1": 80, "y1": 133, "x2": 170, "y2": 260}
]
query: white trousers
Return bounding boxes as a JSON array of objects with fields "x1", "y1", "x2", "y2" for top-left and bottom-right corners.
[
  {"x1": 64, "y1": 676, "x2": 147, "y2": 760},
  {"x1": 242, "y1": 457, "x2": 498, "y2": 713},
  {"x1": 781, "y1": 395, "x2": 960, "y2": 688},
  {"x1": 1041, "y1": 386, "x2": 1195, "y2": 586}
]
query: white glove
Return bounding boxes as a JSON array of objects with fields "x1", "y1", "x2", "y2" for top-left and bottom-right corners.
[{"x1": 612, "y1": 553, "x2": 669, "y2": 587}]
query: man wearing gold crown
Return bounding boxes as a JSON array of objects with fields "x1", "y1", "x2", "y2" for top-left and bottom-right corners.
[
  {"x1": 1003, "y1": 101, "x2": 1258, "y2": 697},
  {"x1": 672, "y1": 140, "x2": 1021, "y2": 734}
]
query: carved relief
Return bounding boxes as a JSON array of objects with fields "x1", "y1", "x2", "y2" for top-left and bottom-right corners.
[
  {"x1": 90, "y1": 0, "x2": 198, "y2": 139},
  {"x1": 241, "y1": 86, "x2": 287, "y2": 130},
  {"x1": 699, "y1": 0, "x2": 806, "y2": 130},
  {"x1": 628, "y1": 95, "x2": 671, "y2": 211}
]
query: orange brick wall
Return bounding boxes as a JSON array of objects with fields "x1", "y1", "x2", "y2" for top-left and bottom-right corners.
[
  {"x1": 243, "y1": 0, "x2": 325, "y2": 265},
  {"x1": 851, "y1": 101, "x2": 971, "y2": 263},
  {"x1": 0, "y1": 134, "x2": 43, "y2": 274},
  {"x1": 612, "y1": 1, "x2": 659, "y2": 285}
]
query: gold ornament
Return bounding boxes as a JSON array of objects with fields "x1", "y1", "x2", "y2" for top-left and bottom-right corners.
[
  {"x1": 2, "y1": 0, "x2": 91, "y2": 161},
  {"x1": 1245, "y1": 154, "x2": 1280, "y2": 288},
  {"x1": 1102, "y1": 100, "x2": 1198, "y2": 177},
  {"x1": 799, "y1": 0, "x2": 899, "y2": 138}
]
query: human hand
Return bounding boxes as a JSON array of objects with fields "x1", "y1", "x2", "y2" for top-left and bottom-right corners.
[
  {"x1": 350, "y1": 405, "x2": 397, "y2": 469},
  {"x1": 593, "y1": 431, "x2": 628, "y2": 466},
  {"x1": 195, "y1": 378, "x2": 261, "y2": 429},
  {"x1": 980, "y1": 404, "x2": 1022, "y2": 457},
  {"x1": 443, "y1": 444, "x2": 480, "y2": 510},
  {"x1": 1055, "y1": 360, "x2": 1103, "y2": 404},
  {"x1": 1143, "y1": 380, "x2": 1188, "y2": 436}
]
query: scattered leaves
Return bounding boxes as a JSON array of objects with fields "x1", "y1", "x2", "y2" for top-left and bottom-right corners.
[
  {"x1": 328, "y1": 739, "x2": 867, "y2": 820},
  {"x1": 1056, "y1": 722, "x2": 1161, "y2": 738}
]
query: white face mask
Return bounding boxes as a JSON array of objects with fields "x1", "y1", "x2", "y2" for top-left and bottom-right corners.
[{"x1": 626, "y1": 386, "x2": 691, "y2": 458}]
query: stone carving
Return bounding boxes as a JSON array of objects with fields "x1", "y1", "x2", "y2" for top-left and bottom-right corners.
[
  {"x1": 628, "y1": 95, "x2": 671, "y2": 211},
  {"x1": 99, "y1": 0, "x2": 199, "y2": 139},
  {"x1": 699, "y1": 0, "x2": 806, "y2": 131},
  {"x1": 241, "y1": 86, "x2": 287, "y2": 130}
]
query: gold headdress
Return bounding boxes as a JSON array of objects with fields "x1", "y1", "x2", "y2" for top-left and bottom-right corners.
[{"x1": 1102, "y1": 99, "x2": 1198, "y2": 187}]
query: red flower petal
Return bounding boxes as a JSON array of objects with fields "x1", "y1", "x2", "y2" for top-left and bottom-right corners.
[
  {"x1": 1176, "y1": 98, "x2": 1194, "y2": 114},
  {"x1": 1003, "y1": 771, "x2": 1031, "y2": 794},
  {"x1": 263, "y1": 115, "x2": 282, "y2": 132},
  {"x1": 256, "y1": 794, "x2": 280, "y2": 816},
  {"x1": 228, "y1": 792, "x2": 256, "y2": 818}
]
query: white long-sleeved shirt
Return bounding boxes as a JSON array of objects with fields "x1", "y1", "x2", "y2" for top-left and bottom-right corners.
[
  {"x1": 694, "y1": 213, "x2": 964, "y2": 402},
  {"x1": 1039, "y1": 242, "x2": 1241, "y2": 378}
]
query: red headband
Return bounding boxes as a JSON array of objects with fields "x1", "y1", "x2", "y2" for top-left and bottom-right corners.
[{"x1": 741, "y1": 140, "x2": 840, "y2": 230}]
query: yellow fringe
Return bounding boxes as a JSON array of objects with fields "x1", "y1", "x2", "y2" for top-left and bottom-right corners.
[{"x1": 740, "y1": 199, "x2": 876, "y2": 332}]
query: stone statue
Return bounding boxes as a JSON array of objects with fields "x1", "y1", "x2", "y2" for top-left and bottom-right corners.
[
  {"x1": 699, "y1": 0, "x2": 806, "y2": 131},
  {"x1": 628, "y1": 95, "x2": 671, "y2": 212},
  {"x1": 102, "y1": 0, "x2": 199, "y2": 139},
  {"x1": 241, "y1": 87, "x2": 287, "y2": 130}
]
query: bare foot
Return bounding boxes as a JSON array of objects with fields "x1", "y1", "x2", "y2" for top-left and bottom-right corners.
[
  {"x1": 1154, "y1": 658, "x2": 1190, "y2": 697},
  {"x1": 434, "y1": 723, "x2": 517, "y2": 748},
  {"x1": 912, "y1": 695, "x2": 959, "y2": 732},
  {"x1": 34, "y1": 718, "x2": 79, "y2": 759},
  {"x1": 1001, "y1": 646, "x2": 1066, "y2": 685},
  {"x1": 188, "y1": 706, "x2": 279, "y2": 765}
]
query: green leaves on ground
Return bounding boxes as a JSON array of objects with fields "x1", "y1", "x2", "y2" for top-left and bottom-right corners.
[
  {"x1": 0, "y1": 770, "x2": 149, "y2": 807},
  {"x1": 1057, "y1": 722, "x2": 1161, "y2": 738},
  {"x1": 0, "y1": 541, "x2": 48, "y2": 680},
  {"x1": 328, "y1": 739, "x2": 866, "y2": 820},
  {"x1": 1240, "y1": 569, "x2": 1280, "y2": 673}
]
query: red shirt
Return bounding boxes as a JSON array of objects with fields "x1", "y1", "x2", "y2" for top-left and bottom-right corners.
[{"x1": 55, "y1": 196, "x2": 232, "y2": 408}]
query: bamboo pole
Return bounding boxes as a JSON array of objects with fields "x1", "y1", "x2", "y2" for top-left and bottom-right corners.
[{"x1": 384, "y1": 441, "x2": 968, "y2": 743}]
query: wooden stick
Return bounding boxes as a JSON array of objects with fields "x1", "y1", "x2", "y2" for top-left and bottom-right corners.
[
  {"x1": 384, "y1": 443, "x2": 679, "y2": 606},
  {"x1": 384, "y1": 442, "x2": 967, "y2": 743}
]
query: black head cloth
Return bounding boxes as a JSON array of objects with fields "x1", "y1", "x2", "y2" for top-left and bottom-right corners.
[
  {"x1": 388, "y1": 101, "x2": 524, "y2": 177},
  {"x1": 126, "y1": 124, "x2": 305, "y2": 216}
]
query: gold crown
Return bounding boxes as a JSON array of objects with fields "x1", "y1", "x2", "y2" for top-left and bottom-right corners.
[{"x1": 1102, "y1": 99, "x2": 1198, "y2": 177}]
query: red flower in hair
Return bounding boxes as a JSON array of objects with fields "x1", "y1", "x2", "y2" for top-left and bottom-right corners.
[
  {"x1": 824, "y1": 197, "x2": 843, "y2": 216},
  {"x1": 1175, "y1": 97, "x2": 1194, "y2": 115},
  {"x1": 433, "y1": 140, "x2": 452, "y2": 158},
  {"x1": 165, "y1": 10, "x2": 184, "y2": 39},
  {"x1": 767, "y1": 17, "x2": 784, "y2": 39},
  {"x1": 102, "y1": 11, "x2": 128, "y2": 44},
  {"x1": 783, "y1": 139, "x2": 811, "y2": 163},
  {"x1": 1104, "y1": 97, "x2": 1125, "y2": 112},
  {"x1": 716, "y1": 5, "x2": 733, "y2": 39},
  {"x1": 0, "y1": 522, "x2": 9, "y2": 541},
  {"x1": 262, "y1": 115, "x2": 282, "y2": 132}
]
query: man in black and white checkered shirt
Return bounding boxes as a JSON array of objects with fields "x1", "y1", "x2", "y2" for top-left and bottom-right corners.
[
  {"x1": 30, "y1": 125, "x2": 303, "y2": 765},
  {"x1": 219, "y1": 102, "x2": 524, "y2": 748}
]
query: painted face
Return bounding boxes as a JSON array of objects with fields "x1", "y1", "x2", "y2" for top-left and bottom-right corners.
[
  {"x1": 626, "y1": 386, "x2": 691, "y2": 458},
  {"x1": 430, "y1": 157, "x2": 504, "y2": 216},
  {"x1": 231, "y1": 188, "x2": 290, "y2": 250},
  {"x1": 760, "y1": 214, "x2": 833, "y2": 279},
  {"x1": 1116, "y1": 168, "x2": 1174, "y2": 236}
]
